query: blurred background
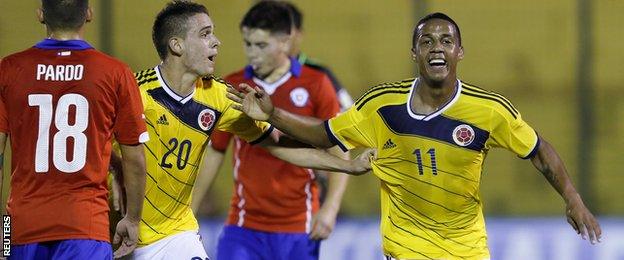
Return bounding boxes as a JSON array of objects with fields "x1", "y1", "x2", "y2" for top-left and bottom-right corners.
[{"x1": 1, "y1": 0, "x2": 623, "y2": 259}]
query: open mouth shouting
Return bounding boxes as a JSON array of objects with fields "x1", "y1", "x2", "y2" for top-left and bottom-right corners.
[
  {"x1": 208, "y1": 54, "x2": 217, "y2": 62},
  {"x1": 428, "y1": 58, "x2": 447, "y2": 69}
]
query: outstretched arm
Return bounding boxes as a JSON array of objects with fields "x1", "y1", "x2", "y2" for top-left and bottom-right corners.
[
  {"x1": 113, "y1": 144, "x2": 147, "y2": 258},
  {"x1": 530, "y1": 137, "x2": 601, "y2": 244},
  {"x1": 228, "y1": 83, "x2": 334, "y2": 148},
  {"x1": 191, "y1": 145, "x2": 225, "y2": 213},
  {"x1": 258, "y1": 136, "x2": 373, "y2": 175}
]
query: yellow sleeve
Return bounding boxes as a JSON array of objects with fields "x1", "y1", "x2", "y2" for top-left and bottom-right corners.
[
  {"x1": 326, "y1": 106, "x2": 376, "y2": 151},
  {"x1": 489, "y1": 112, "x2": 539, "y2": 159},
  {"x1": 216, "y1": 105, "x2": 273, "y2": 144}
]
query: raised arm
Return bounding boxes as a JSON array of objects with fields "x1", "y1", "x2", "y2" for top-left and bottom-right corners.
[
  {"x1": 228, "y1": 83, "x2": 334, "y2": 148},
  {"x1": 191, "y1": 145, "x2": 225, "y2": 213},
  {"x1": 530, "y1": 137, "x2": 601, "y2": 244},
  {"x1": 113, "y1": 144, "x2": 147, "y2": 258}
]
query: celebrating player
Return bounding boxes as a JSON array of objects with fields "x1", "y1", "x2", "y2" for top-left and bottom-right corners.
[
  {"x1": 228, "y1": 12, "x2": 602, "y2": 259},
  {"x1": 113, "y1": 1, "x2": 373, "y2": 259},
  {"x1": 0, "y1": 0, "x2": 148, "y2": 259}
]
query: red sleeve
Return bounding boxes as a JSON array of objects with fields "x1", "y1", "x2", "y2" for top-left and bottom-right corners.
[
  {"x1": 113, "y1": 65, "x2": 148, "y2": 144},
  {"x1": 313, "y1": 74, "x2": 340, "y2": 120},
  {"x1": 0, "y1": 58, "x2": 9, "y2": 133},
  {"x1": 210, "y1": 130, "x2": 233, "y2": 152}
]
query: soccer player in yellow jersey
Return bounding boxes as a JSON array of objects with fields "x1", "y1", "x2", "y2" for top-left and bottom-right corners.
[
  {"x1": 111, "y1": 2, "x2": 373, "y2": 260},
  {"x1": 228, "y1": 12, "x2": 602, "y2": 260}
]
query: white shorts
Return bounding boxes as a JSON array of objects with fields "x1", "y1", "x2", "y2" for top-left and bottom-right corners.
[{"x1": 127, "y1": 230, "x2": 209, "y2": 260}]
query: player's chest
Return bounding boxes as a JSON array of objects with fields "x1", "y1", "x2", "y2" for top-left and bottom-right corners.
[
  {"x1": 375, "y1": 106, "x2": 490, "y2": 168},
  {"x1": 146, "y1": 98, "x2": 220, "y2": 137}
]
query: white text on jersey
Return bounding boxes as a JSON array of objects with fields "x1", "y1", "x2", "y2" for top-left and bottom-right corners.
[{"x1": 36, "y1": 64, "x2": 84, "y2": 81}]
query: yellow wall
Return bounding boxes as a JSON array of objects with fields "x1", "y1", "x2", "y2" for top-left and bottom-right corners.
[{"x1": 1, "y1": 0, "x2": 622, "y2": 216}]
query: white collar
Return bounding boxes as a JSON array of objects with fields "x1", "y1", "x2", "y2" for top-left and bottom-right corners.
[
  {"x1": 155, "y1": 65, "x2": 196, "y2": 104},
  {"x1": 406, "y1": 78, "x2": 462, "y2": 121},
  {"x1": 252, "y1": 72, "x2": 292, "y2": 95}
]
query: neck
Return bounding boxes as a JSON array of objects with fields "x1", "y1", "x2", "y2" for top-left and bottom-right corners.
[
  {"x1": 47, "y1": 28, "x2": 84, "y2": 41},
  {"x1": 159, "y1": 60, "x2": 198, "y2": 97},
  {"x1": 415, "y1": 76, "x2": 458, "y2": 109},
  {"x1": 258, "y1": 57, "x2": 291, "y2": 84}
]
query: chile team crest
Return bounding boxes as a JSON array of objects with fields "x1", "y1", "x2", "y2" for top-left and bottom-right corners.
[
  {"x1": 452, "y1": 124, "x2": 475, "y2": 147},
  {"x1": 290, "y1": 87, "x2": 309, "y2": 107},
  {"x1": 198, "y1": 109, "x2": 216, "y2": 131}
]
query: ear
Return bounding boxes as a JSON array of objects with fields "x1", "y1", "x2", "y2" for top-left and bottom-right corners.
[
  {"x1": 85, "y1": 7, "x2": 93, "y2": 23},
  {"x1": 168, "y1": 37, "x2": 184, "y2": 57},
  {"x1": 458, "y1": 46, "x2": 464, "y2": 60},
  {"x1": 410, "y1": 47, "x2": 417, "y2": 60},
  {"x1": 279, "y1": 34, "x2": 292, "y2": 54},
  {"x1": 36, "y1": 8, "x2": 45, "y2": 24}
]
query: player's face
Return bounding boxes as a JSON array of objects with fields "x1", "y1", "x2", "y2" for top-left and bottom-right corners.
[
  {"x1": 412, "y1": 19, "x2": 463, "y2": 85},
  {"x1": 241, "y1": 27, "x2": 290, "y2": 77},
  {"x1": 182, "y1": 13, "x2": 220, "y2": 76}
]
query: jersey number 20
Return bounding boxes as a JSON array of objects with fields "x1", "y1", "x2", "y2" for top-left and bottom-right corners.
[
  {"x1": 29, "y1": 94, "x2": 89, "y2": 173},
  {"x1": 161, "y1": 138, "x2": 192, "y2": 170}
]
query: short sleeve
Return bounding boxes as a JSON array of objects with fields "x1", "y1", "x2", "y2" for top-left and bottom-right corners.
[
  {"x1": 210, "y1": 130, "x2": 232, "y2": 152},
  {"x1": 312, "y1": 75, "x2": 340, "y2": 120},
  {"x1": 216, "y1": 104, "x2": 273, "y2": 145},
  {"x1": 489, "y1": 113, "x2": 539, "y2": 159},
  {"x1": 325, "y1": 106, "x2": 376, "y2": 152},
  {"x1": 113, "y1": 66, "x2": 149, "y2": 145}
]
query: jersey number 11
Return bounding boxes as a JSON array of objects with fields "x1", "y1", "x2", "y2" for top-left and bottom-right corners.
[{"x1": 413, "y1": 148, "x2": 438, "y2": 176}]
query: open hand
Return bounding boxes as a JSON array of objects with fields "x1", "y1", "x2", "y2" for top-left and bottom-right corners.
[
  {"x1": 113, "y1": 217, "x2": 140, "y2": 258},
  {"x1": 565, "y1": 194, "x2": 602, "y2": 244},
  {"x1": 227, "y1": 83, "x2": 274, "y2": 121}
]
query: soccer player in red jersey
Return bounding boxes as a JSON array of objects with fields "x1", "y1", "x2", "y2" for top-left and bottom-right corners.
[
  {"x1": 0, "y1": 0, "x2": 148, "y2": 259},
  {"x1": 201, "y1": 2, "x2": 350, "y2": 259}
]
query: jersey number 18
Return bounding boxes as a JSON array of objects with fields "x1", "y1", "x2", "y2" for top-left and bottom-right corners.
[{"x1": 29, "y1": 94, "x2": 89, "y2": 173}]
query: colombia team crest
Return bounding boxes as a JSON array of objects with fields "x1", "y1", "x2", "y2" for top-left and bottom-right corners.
[
  {"x1": 198, "y1": 109, "x2": 216, "y2": 131},
  {"x1": 452, "y1": 124, "x2": 475, "y2": 146}
]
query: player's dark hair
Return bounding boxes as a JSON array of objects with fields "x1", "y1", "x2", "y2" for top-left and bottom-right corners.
[
  {"x1": 241, "y1": 1, "x2": 292, "y2": 35},
  {"x1": 412, "y1": 12, "x2": 462, "y2": 48},
  {"x1": 152, "y1": 0, "x2": 210, "y2": 60},
  {"x1": 283, "y1": 1, "x2": 303, "y2": 30},
  {"x1": 41, "y1": 0, "x2": 89, "y2": 31}
]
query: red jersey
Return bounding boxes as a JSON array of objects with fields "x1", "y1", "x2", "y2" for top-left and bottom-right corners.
[
  {"x1": 0, "y1": 39, "x2": 148, "y2": 244},
  {"x1": 211, "y1": 58, "x2": 340, "y2": 233}
]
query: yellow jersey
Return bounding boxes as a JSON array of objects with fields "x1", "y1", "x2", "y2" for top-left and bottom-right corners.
[
  {"x1": 134, "y1": 66, "x2": 272, "y2": 246},
  {"x1": 326, "y1": 78, "x2": 538, "y2": 259}
]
